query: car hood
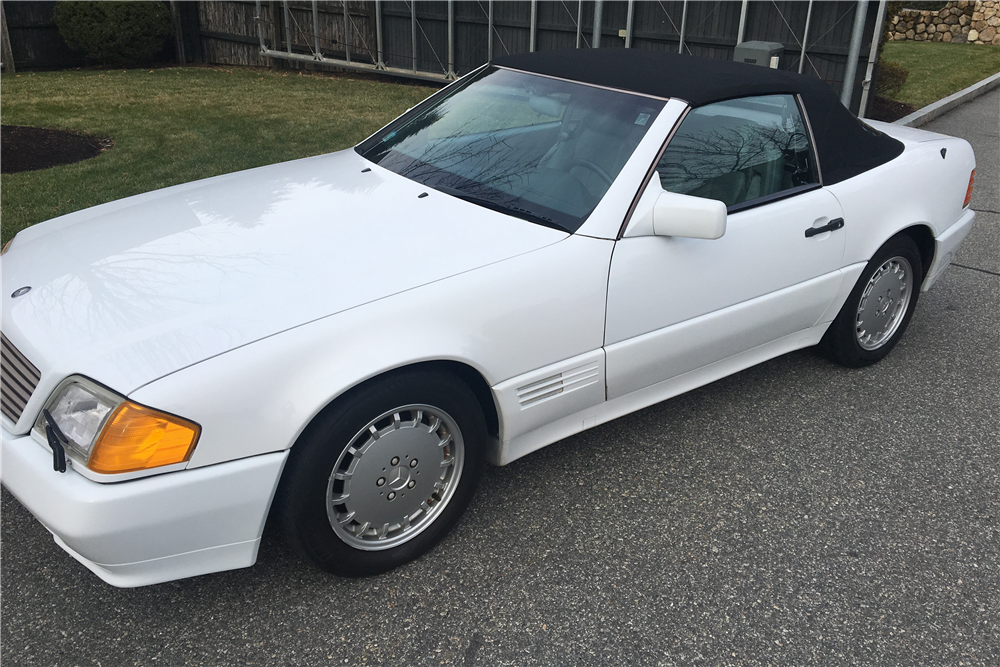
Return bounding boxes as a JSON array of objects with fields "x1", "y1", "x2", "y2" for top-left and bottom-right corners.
[{"x1": 1, "y1": 149, "x2": 565, "y2": 395}]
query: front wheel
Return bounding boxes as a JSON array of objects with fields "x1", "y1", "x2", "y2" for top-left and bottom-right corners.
[
  {"x1": 275, "y1": 369, "x2": 486, "y2": 576},
  {"x1": 821, "y1": 235, "x2": 923, "y2": 368}
]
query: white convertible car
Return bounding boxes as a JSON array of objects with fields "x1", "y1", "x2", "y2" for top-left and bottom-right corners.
[{"x1": 1, "y1": 50, "x2": 976, "y2": 587}]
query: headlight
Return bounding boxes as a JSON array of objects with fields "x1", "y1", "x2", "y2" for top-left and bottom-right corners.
[
  {"x1": 35, "y1": 377, "x2": 200, "y2": 474},
  {"x1": 35, "y1": 378, "x2": 121, "y2": 461}
]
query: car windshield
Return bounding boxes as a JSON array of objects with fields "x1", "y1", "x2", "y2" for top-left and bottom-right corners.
[{"x1": 356, "y1": 67, "x2": 664, "y2": 233}]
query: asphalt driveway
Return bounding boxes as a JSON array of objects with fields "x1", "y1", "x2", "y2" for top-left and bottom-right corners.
[{"x1": 2, "y1": 89, "x2": 997, "y2": 667}]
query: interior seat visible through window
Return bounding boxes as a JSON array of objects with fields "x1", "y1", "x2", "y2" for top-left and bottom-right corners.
[
  {"x1": 540, "y1": 96, "x2": 657, "y2": 198},
  {"x1": 656, "y1": 94, "x2": 818, "y2": 209}
]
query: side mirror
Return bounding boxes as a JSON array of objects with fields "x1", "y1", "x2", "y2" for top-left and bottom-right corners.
[
  {"x1": 624, "y1": 175, "x2": 727, "y2": 240},
  {"x1": 652, "y1": 190, "x2": 727, "y2": 240}
]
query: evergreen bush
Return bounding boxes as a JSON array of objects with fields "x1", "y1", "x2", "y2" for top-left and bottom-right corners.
[
  {"x1": 875, "y1": 60, "x2": 910, "y2": 98},
  {"x1": 54, "y1": 1, "x2": 173, "y2": 67}
]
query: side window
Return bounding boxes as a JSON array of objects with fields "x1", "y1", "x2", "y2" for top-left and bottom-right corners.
[{"x1": 657, "y1": 94, "x2": 818, "y2": 208}]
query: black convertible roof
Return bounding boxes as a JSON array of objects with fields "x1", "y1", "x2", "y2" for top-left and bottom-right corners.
[{"x1": 493, "y1": 49, "x2": 903, "y2": 185}]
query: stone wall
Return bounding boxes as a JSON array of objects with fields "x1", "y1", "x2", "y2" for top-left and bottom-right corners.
[{"x1": 888, "y1": 0, "x2": 1000, "y2": 44}]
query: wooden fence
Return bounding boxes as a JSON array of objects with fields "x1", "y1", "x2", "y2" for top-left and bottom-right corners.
[
  {"x1": 0, "y1": 1, "x2": 886, "y2": 114},
  {"x1": 197, "y1": 1, "x2": 884, "y2": 113},
  {"x1": 1, "y1": 1, "x2": 84, "y2": 71},
  {"x1": 199, "y1": 1, "x2": 378, "y2": 68}
]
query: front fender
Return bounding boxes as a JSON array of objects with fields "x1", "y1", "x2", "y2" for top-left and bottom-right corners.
[{"x1": 129, "y1": 234, "x2": 613, "y2": 469}]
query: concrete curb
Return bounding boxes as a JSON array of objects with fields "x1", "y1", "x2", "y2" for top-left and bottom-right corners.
[{"x1": 895, "y1": 71, "x2": 1000, "y2": 127}]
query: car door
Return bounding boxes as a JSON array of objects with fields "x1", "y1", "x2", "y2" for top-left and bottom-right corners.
[{"x1": 604, "y1": 94, "x2": 846, "y2": 399}]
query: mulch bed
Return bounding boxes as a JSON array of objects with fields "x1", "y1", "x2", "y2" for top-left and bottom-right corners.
[
  {"x1": 1, "y1": 125, "x2": 113, "y2": 174},
  {"x1": 867, "y1": 96, "x2": 918, "y2": 123}
]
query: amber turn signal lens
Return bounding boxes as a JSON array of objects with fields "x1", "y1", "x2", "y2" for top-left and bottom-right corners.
[
  {"x1": 964, "y1": 169, "x2": 975, "y2": 208},
  {"x1": 87, "y1": 401, "x2": 200, "y2": 474}
]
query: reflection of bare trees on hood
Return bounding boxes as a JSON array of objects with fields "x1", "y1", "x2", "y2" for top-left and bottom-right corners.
[
  {"x1": 22, "y1": 233, "x2": 273, "y2": 378},
  {"x1": 186, "y1": 177, "x2": 294, "y2": 230},
  {"x1": 189, "y1": 171, "x2": 380, "y2": 230}
]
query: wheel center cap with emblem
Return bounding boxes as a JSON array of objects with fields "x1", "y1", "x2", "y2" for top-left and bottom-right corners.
[
  {"x1": 877, "y1": 289, "x2": 894, "y2": 318},
  {"x1": 387, "y1": 466, "x2": 411, "y2": 490}
]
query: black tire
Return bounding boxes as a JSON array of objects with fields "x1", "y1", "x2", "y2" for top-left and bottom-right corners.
[
  {"x1": 275, "y1": 369, "x2": 486, "y2": 577},
  {"x1": 821, "y1": 234, "x2": 923, "y2": 368}
]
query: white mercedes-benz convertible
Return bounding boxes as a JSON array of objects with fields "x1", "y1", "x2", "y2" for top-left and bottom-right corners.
[{"x1": 1, "y1": 49, "x2": 976, "y2": 587}]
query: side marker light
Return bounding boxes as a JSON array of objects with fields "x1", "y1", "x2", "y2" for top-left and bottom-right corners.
[{"x1": 964, "y1": 170, "x2": 975, "y2": 209}]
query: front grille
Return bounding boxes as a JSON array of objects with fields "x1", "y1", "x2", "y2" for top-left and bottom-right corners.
[{"x1": 1, "y1": 332, "x2": 41, "y2": 424}]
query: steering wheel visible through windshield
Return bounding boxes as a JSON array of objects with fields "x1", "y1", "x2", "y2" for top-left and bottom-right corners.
[{"x1": 356, "y1": 66, "x2": 665, "y2": 233}]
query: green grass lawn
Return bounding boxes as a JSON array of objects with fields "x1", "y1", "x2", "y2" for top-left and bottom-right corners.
[
  {"x1": 1, "y1": 66, "x2": 435, "y2": 241},
  {"x1": 882, "y1": 41, "x2": 1000, "y2": 109}
]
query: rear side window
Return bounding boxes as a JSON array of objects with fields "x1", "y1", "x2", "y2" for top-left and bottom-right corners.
[{"x1": 657, "y1": 94, "x2": 818, "y2": 209}]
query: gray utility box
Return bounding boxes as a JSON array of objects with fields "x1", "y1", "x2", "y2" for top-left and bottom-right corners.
[{"x1": 734, "y1": 41, "x2": 784, "y2": 69}]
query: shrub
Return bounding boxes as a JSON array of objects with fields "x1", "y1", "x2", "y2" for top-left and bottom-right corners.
[
  {"x1": 54, "y1": 1, "x2": 173, "y2": 67},
  {"x1": 875, "y1": 60, "x2": 910, "y2": 99},
  {"x1": 901, "y1": 2, "x2": 948, "y2": 11}
]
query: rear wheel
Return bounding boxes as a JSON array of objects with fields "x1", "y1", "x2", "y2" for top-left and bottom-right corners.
[
  {"x1": 821, "y1": 235, "x2": 923, "y2": 367},
  {"x1": 276, "y1": 369, "x2": 486, "y2": 576}
]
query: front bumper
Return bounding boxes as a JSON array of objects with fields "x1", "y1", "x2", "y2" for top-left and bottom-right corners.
[
  {"x1": 923, "y1": 207, "x2": 976, "y2": 292},
  {"x1": 1, "y1": 424, "x2": 288, "y2": 587}
]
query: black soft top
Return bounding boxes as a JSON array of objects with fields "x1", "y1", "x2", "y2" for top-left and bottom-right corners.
[{"x1": 494, "y1": 49, "x2": 903, "y2": 185}]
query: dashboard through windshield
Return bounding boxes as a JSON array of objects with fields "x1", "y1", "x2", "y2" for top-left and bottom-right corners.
[{"x1": 356, "y1": 67, "x2": 665, "y2": 233}]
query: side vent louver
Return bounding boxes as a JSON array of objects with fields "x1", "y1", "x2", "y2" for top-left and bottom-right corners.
[
  {"x1": 1, "y1": 332, "x2": 41, "y2": 424},
  {"x1": 517, "y1": 363, "x2": 599, "y2": 409}
]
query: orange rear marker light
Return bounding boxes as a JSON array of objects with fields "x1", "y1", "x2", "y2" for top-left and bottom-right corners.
[
  {"x1": 964, "y1": 169, "x2": 975, "y2": 208},
  {"x1": 87, "y1": 401, "x2": 200, "y2": 474}
]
